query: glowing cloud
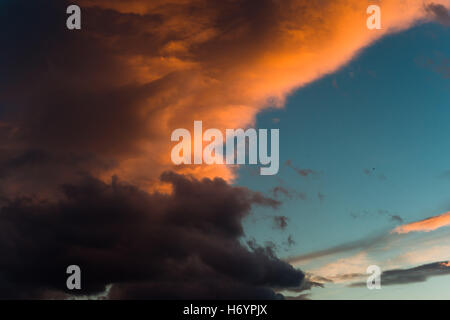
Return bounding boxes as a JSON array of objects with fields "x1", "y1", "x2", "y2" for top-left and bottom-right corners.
[
  {"x1": 394, "y1": 211, "x2": 450, "y2": 234},
  {"x1": 76, "y1": 0, "x2": 450, "y2": 187},
  {"x1": 2, "y1": 0, "x2": 450, "y2": 194}
]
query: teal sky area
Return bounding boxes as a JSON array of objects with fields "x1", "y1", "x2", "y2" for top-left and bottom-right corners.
[{"x1": 237, "y1": 22, "x2": 450, "y2": 299}]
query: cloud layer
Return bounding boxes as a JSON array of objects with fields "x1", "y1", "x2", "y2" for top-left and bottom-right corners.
[
  {"x1": 0, "y1": 172, "x2": 303, "y2": 299},
  {"x1": 3, "y1": 0, "x2": 449, "y2": 192},
  {"x1": 350, "y1": 261, "x2": 450, "y2": 287},
  {"x1": 1, "y1": 0, "x2": 450, "y2": 299}
]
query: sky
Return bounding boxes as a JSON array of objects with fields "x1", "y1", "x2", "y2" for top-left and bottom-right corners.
[
  {"x1": 239, "y1": 21, "x2": 450, "y2": 299},
  {"x1": 0, "y1": 0, "x2": 450, "y2": 300}
]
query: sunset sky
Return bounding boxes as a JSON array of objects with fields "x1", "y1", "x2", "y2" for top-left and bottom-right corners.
[
  {"x1": 1, "y1": 0, "x2": 450, "y2": 299},
  {"x1": 239, "y1": 20, "x2": 450, "y2": 299}
]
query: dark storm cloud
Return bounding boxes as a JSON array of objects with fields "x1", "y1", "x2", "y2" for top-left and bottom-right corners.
[
  {"x1": 426, "y1": 3, "x2": 450, "y2": 26},
  {"x1": 0, "y1": 0, "x2": 200, "y2": 161},
  {"x1": 0, "y1": 1, "x2": 155, "y2": 168},
  {"x1": 0, "y1": 0, "x2": 208, "y2": 193},
  {"x1": 0, "y1": 172, "x2": 303, "y2": 299},
  {"x1": 0, "y1": 0, "x2": 307, "y2": 300},
  {"x1": 0, "y1": 148, "x2": 118, "y2": 201},
  {"x1": 349, "y1": 261, "x2": 450, "y2": 287}
]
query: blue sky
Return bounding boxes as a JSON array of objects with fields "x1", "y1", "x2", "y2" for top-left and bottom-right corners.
[{"x1": 237, "y1": 22, "x2": 450, "y2": 299}]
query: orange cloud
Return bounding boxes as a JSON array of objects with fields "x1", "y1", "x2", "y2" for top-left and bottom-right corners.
[
  {"x1": 24, "y1": 0, "x2": 450, "y2": 191},
  {"x1": 394, "y1": 211, "x2": 450, "y2": 234}
]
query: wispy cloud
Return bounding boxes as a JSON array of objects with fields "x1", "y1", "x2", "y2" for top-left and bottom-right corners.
[
  {"x1": 393, "y1": 211, "x2": 450, "y2": 234},
  {"x1": 349, "y1": 261, "x2": 450, "y2": 287},
  {"x1": 308, "y1": 252, "x2": 370, "y2": 284},
  {"x1": 287, "y1": 233, "x2": 389, "y2": 265},
  {"x1": 285, "y1": 160, "x2": 322, "y2": 178}
]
